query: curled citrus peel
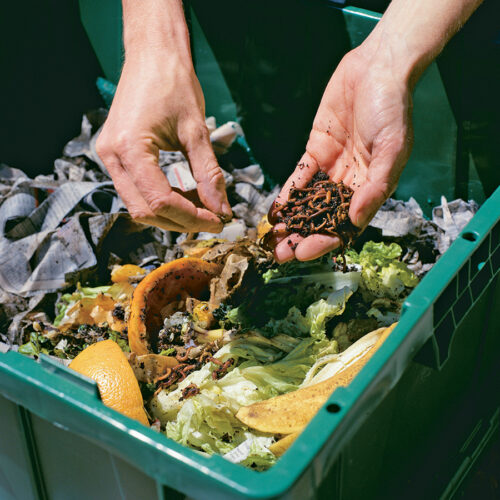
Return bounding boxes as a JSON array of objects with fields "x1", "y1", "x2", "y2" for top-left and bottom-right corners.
[
  {"x1": 128, "y1": 258, "x2": 221, "y2": 355},
  {"x1": 69, "y1": 339, "x2": 149, "y2": 426}
]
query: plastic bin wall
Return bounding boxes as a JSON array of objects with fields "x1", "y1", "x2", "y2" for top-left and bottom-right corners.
[{"x1": 0, "y1": 2, "x2": 498, "y2": 499}]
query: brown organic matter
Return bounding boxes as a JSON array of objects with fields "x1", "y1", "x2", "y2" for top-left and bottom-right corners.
[{"x1": 267, "y1": 172, "x2": 359, "y2": 247}]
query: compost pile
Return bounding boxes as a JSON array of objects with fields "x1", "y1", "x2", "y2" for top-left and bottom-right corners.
[
  {"x1": 0, "y1": 110, "x2": 279, "y2": 351},
  {"x1": 0, "y1": 109, "x2": 480, "y2": 469}
]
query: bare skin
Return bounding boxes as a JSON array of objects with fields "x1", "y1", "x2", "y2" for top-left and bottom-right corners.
[
  {"x1": 273, "y1": 0, "x2": 483, "y2": 263},
  {"x1": 96, "y1": 0, "x2": 231, "y2": 233},
  {"x1": 97, "y1": 0, "x2": 482, "y2": 248},
  {"x1": 271, "y1": 47, "x2": 413, "y2": 262}
]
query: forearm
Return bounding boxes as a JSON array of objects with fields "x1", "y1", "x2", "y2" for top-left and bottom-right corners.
[
  {"x1": 361, "y1": 0, "x2": 483, "y2": 87},
  {"x1": 122, "y1": 0, "x2": 192, "y2": 64}
]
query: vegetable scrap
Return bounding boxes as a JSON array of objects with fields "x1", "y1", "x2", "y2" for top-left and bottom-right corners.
[{"x1": 0, "y1": 111, "x2": 479, "y2": 470}]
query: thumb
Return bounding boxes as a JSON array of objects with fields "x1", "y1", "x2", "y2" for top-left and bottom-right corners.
[
  {"x1": 349, "y1": 180, "x2": 393, "y2": 229},
  {"x1": 349, "y1": 141, "x2": 407, "y2": 229},
  {"x1": 184, "y1": 123, "x2": 232, "y2": 219}
]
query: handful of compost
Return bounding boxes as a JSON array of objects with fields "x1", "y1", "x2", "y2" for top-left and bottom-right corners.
[{"x1": 266, "y1": 172, "x2": 358, "y2": 250}]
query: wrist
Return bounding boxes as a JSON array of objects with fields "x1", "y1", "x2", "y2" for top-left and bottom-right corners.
[
  {"x1": 356, "y1": 29, "x2": 432, "y2": 89},
  {"x1": 123, "y1": 48, "x2": 195, "y2": 77},
  {"x1": 122, "y1": 0, "x2": 192, "y2": 62},
  {"x1": 357, "y1": 31, "x2": 423, "y2": 90}
]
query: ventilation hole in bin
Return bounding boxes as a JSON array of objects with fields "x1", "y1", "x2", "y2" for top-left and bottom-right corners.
[
  {"x1": 326, "y1": 404, "x2": 341, "y2": 414},
  {"x1": 462, "y1": 232, "x2": 478, "y2": 242}
]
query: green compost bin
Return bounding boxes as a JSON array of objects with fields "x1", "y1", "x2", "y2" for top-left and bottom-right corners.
[{"x1": 1, "y1": 3, "x2": 499, "y2": 499}]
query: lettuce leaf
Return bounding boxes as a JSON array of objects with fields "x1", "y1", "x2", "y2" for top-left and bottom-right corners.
[
  {"x1": 263, "y1": 306, "x2": 310, "y2": 338},
  {"x1": 232, "y1": 259, "x2": 360, "y2": 328},
  {"x1": 166, "y1": 394, "x2": 249, "y2": 455},
  {"x1": 305, "y1": 286, "x2": 354, "y2": 339},
  {"x1": 235, "y1": 438, "x2": 276, "y2": 470},
  {"x1": 346, "y1": 242, "x2": 418, "y2": 301},
  {"x1": 153, "y1": 331, "x2": 338, "y2": 463},
  {"x1": 264, "y1": 283, "x2": 356, "y2": 341}
]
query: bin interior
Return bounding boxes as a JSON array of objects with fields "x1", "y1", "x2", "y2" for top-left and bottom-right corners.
[{"x1": 0, "y1": 1, "x2": 498, "y2": 499}]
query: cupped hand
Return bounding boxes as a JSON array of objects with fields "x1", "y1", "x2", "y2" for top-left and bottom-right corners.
[
  {"x1": 270, "y1": 46, "x2": 414, "y2": 263},
  {"x1": 96, "y1": 54, "x2": 232, "y2": 233}
]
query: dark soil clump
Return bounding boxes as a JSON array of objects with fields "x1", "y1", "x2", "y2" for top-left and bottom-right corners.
[{"x1": 269, "y1": 172, "x2": 358, "y2": 245}]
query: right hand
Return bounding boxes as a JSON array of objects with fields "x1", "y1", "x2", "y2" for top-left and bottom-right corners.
[
  {"x1": 269, "y1": 45, "x2": 414, "y2": 263},
  {"x1": 96, "y1": 53, "x2": 232, "y2": 233}
]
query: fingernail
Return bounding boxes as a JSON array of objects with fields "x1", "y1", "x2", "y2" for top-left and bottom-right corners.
[
  {"x1": 222, "y1": 202, "x2": 232, "y2": 216},
  {"x1": 267, "y1": 202, "x2": 279, "y2": 224},
  {"x1": 217, "y1": 204, "x2": 233, "y2": 224}
]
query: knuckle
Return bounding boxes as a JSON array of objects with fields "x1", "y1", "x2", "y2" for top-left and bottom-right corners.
[
  {"x1": 112, "y1": 131, "x2": 135, "y2": 157},
  {"x1": 129, "y1": 207, "x2": 154, "y2": 221},
  {"x1": 378, "y1": 181, "x2": 394, "y2": 201},
  {"x1": 95, "y1": 136, "x2": 112, "y2": 161},
  {"x1": 205, "y1": 161, "x2": 225, "y2": 185},
  {"x1": 147, "y1": 194, "x2": 172, "y2": 215},
  {"x1": 184, "y1": 120, "x2": 210, "y2": 144}
]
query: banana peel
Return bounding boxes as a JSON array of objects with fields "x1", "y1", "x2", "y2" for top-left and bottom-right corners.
[
  {"x1": 236, "y1": 323, "x2": 397, "y2": 437},
  {"x1": 269, "y1": 432, "x2": 299, "y2": 457}
]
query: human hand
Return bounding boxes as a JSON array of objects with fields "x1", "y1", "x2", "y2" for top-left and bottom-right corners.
[
  {"x1": 270, "y1": 44, "x2": 413, "y2": 263},
  {"x1": 96, "y1": 53, "x2": 232, "y2": 233}
]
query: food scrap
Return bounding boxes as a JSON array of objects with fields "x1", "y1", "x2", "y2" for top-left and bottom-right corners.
[{"x1": 1, "y1": 112, "x2": 478, "y2": 470}]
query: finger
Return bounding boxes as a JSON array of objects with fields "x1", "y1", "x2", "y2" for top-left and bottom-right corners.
[
  {"x1": 277, "y1": 152, "x2": 319, "y2": 203},
  {"x1": 306, "y1": 127, "x2": 344, "y2": 180},
  {"x1": 274, "y1": 233, "x2": 304, "y2": 263},
  {"x1": 348, "y1": 179, "x2": 393, "y2": 229},
  {"x1": 269, "y1": 152, "x2": 319, "y2": 223},
  {"x1": 183, "y1": 122, "x2": 232, "y2": 218},
  {"x1": 294, "y1": 234, "x2": 341, "y2": 261},
  {"x1": 271, "y1": 223, "x2": 289, "y2": 246},
  {"x1": 98, "y1": 152, "x2": 188, "y2": 232},
  {"x1": 262, "y1": 223, "x2": 289, "y2": 249},
  {"x1": 120, "y1": 149, "x2": 223, "y2": 233},
  {"x1": 348, "y1": 146, "x2": 405, "y2": 228},
  {"x1": 134, "y1": 216, "x2": 186, "y2": 233}
]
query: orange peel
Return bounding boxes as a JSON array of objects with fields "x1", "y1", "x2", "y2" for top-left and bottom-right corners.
[
  {"x1": 69, "y1": 339, "x2": 149, "y2": 426},
  {"x1": 128, "y1": 258, "x2": 221, "y2": 355}
]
